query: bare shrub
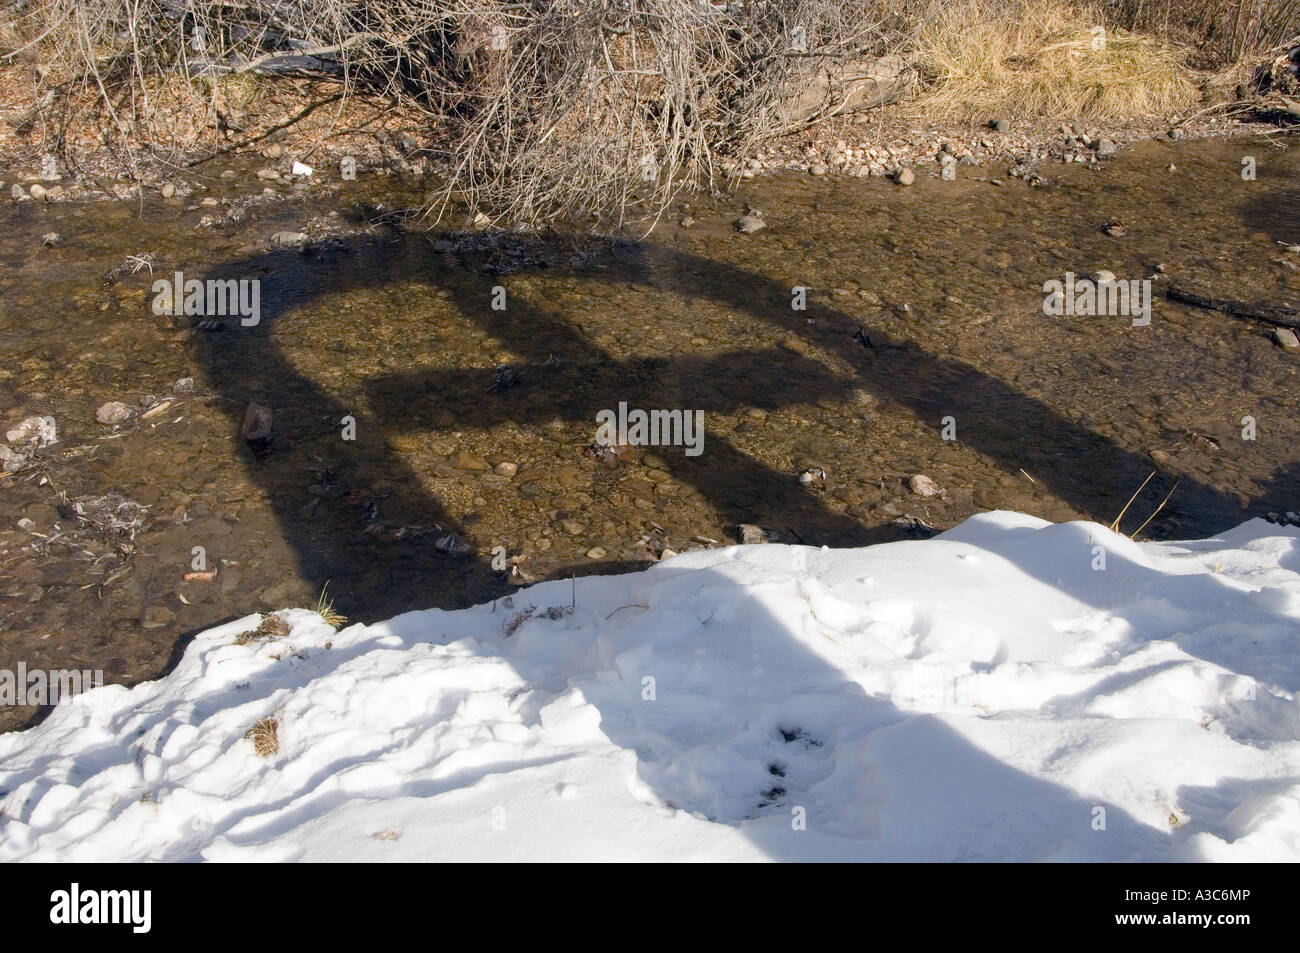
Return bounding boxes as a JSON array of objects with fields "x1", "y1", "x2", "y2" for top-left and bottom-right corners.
[
  {"x1": 427, "y1": 0, "x2": 902, "y2": 228},
  {"x1": 2, "y1": 0, "x2": 900, "y2": 225},
  {"x1": 1102, "y1": 0, "x2": 1300, "y2": 64}
]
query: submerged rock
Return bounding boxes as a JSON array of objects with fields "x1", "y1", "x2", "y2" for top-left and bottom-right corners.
[
  {"x1": 242, "y1": 401, "x2": 273, "y2": 442},
  {"x1": 433, "y1": 533, "x2": 473, "y2": 556},
  {"x1": 1272, "y1": 328, "x2": 1300, "y2": 350},
  {"x1": 453, "y1": 451, "x2": 489, "y2": 471},
  {"x1": 96, "y1": 401, "x2": 133, "y2": 425},
  {"x1": 907, "y1": 473, "x2": 942, "y2": 497},
  {"x1": 271, "y1": 231, "x2": 308, "y2": 247},
  {"x1": 798, "y1": 467, "x2": 827, "y2": 488},
  {"x1": 6, "y1": 415, "x2": 57, "y2": 447},
  {"x1": 0, "y1": 445, "x2": 27, "y2": 471}
]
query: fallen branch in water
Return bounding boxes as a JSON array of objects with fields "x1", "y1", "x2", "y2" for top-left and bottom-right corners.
[{"x1": 1164, "y1": 283, "x2": 1300, "y2": 329}]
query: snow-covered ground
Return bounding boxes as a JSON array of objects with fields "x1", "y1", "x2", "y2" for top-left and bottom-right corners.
[{"x1": 2, "y1": 511, "x2": 1299, "y2": 862}]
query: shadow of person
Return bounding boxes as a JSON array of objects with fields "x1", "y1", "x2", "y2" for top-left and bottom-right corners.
[
  {"x1": 190, "y1": 230, "x2": 1262, "y2": 630},
  {"x1": 188, "y1": 233, "x2": 891, "y2": 624}
]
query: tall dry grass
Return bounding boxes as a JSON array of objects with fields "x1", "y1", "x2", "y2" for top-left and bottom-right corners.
[{"x1": 911, "y1": 0, "x2": 1201, "y2": 121}]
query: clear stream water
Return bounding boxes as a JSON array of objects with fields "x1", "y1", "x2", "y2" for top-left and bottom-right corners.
[{"x1": 0, "y1": 134, "x2": 1297, "y2": 728}]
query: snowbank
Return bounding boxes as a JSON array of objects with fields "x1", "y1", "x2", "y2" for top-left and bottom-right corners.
[{"x1": 2, "y1": 511, "x2": 1299, "y2": 861}]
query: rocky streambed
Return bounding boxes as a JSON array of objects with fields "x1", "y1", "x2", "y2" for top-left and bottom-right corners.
[{"x1": 1, "y1": 132, "x2": 1298, "y2": 730}]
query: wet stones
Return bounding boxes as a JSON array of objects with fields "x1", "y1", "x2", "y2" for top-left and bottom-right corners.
[
  {"x1": 433, "y1": 533, "x2": 473, "y2": 556},
  {"x1": 623, "y1": 478, "x2": 656, "y2": 502},
  {"x1": 907, "y1": 473, "x2": 942, "y2": 497},
  {"x1": 1272, "y1": 328, "x2": 1300, "y2": 350},
  {"x1": 6, "y1": 415, "x2": 57, "y2": 447},
  {"x1": 142, "y1": 605, "x2": 175, "y2": 629},
  {"x1": 0, "y1": 445, "x2": 26, "y2": 471},
  {"x1": 96, "y1": 401, "x2": 133, "y2": 425},
  {"x1": 734, "y1": 211, "x2": 767, "y2": 234},
  {"x1": 452, "y1": 451, "x2": 489, "y2": 471},
  {"x1": 798, "y1": 467, "x2": 827, "y2": 489},
  {"x1": 242, "y1": 401, "x2": 273, "y2": 443},
  {"x1": 894, "y1": 167, "x2": 915, "y2": 186},
  {"x1": 488, "y1": 365, "x2": 521, "y2": 393}
]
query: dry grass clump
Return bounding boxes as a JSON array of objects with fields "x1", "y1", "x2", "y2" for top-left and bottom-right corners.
[
  {"x1": 244, "y1": 717, "x2": 279, "y2": 757},
  {"x1": 314, "y1": 582, "x2": 347, "y2": 628},
  {"x1": 235, "y1": 612, "x2": 291, "y2": 646},
  {"x1": 911, "y1": 0, "x2": 1200, "y2": 121}
]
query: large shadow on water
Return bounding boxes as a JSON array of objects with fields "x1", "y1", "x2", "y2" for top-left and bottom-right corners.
[
  {"x1": 163, "y1": 229, "x2": 1300, "y2": 858},
  {"x1": 190, "y1": 231, "x2": 1300, "y2": 625}
]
